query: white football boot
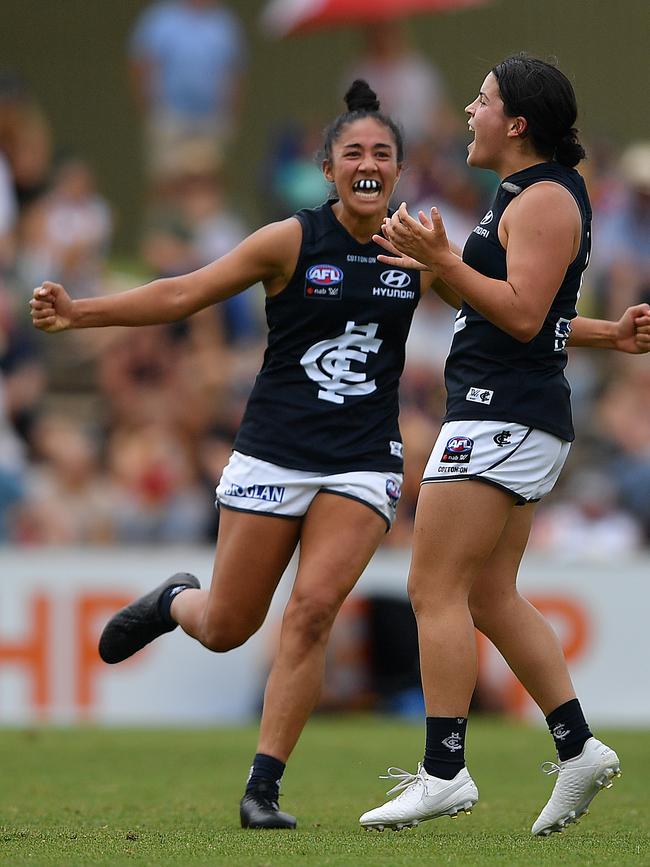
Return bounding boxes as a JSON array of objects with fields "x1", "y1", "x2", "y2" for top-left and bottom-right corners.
[
  {"x1": 359, "y1": 763, "x2": 478, "y2": 831},
  {"x1": 532, "y1": 737, "x2": 621, "y2": 836}
]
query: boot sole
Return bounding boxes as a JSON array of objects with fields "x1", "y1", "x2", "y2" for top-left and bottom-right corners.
[{"x1": 361, "y1": 798, "x2": 477, "y2": 832}]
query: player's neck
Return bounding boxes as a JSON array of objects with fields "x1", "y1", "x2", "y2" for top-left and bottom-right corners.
[
  {"x1": 332, "y1": 202, "x2": 382, "y2": 244},
  {"x1": 497, "y1": 150, "x2": 551, "y2": 180}
]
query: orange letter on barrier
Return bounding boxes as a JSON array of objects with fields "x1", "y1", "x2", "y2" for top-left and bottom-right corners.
[
  {"x1": 0, "y1": 593, "x2": 50, "y2": 711},
  {"x1": 76, "y1": 593, "x2": 133, "y2": 712}
]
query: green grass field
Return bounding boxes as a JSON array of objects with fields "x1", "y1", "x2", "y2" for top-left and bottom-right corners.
[{"x1": 0, "y1": 717, "x2": 647, "y2": 866}]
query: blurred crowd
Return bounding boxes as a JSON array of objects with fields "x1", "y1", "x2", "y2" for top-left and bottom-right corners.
[{"x1": 0, "y1": 2, "x2": 649, "y2": 556}]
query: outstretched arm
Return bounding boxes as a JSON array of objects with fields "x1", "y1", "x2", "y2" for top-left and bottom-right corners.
[
  {"x1": 569, "y1": 303, "x2": 650, "y2": 354},
  {"x1": 30, "y1": 218, "x2": 302, "y2": 332}
]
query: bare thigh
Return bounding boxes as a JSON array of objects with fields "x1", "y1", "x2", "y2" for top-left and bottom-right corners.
[
  {"x1": 288, "y1": 491, "x2": 387, "y2": 614},
  {"x1": 469, "y1": 502, "x2": 537, "y2": 615},
  {"x1": 201, "y1": 507, "x2": 301, "y2": 649},
  {"x1": 408, "y1": 481, "x2": 517, "y2": 607}
]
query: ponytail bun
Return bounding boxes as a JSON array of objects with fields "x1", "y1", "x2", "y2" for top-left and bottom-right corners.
[
  {"x1": 555, "y1": 128, "x2": 586, "y2": 167},
  {"x1": 344, "y1": 79, "x2": 380, "y2": 113}
]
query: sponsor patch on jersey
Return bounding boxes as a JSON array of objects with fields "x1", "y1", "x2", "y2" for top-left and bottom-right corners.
[
  {"x1": 466, "y1": 386, "x2": 494, "y2": 405},
  {"x1": 389, "y1": 440, "x2": 403, "y2": 458},
  {"x1": 380, "y1": 269, "x2": 411, "y2": 289},
  {"x1": 386, "y1": 478, "x2": 401, "y2": 506},
  {"x1": 440, "y1": 436, "x2": 474, "y2": 463},
  {"x1": 480, "y1": 210, "x2": 494, "y2": 225},
  {"x1": 304, "y1": 264, "x2": 343, "y2": 299},
  {"x1": 223, "y1": 483, "x2": 285, "y2": 503}
]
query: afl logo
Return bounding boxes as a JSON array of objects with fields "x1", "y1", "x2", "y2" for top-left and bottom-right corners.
[
  {"x1": 480, "y1": 210, "x2": 493, "y2": 225},
  {"x1": 441, "y1": 435, "x2": 474, "y2": 463},
  {"x1": 386, "y1": 478, "x2": 401, "y2": 503},
  {"x1": 307, "y1": 264, "x2": 344, "y2": 285},
  {"x1": 446, "y1": 437, "x2": 473, "y2": 454},
  {"x1": 380, "y1": 269, "x2": 411, "y2": 289}
]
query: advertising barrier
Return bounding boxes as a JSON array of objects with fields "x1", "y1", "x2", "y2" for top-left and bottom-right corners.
[{"x1": 0, "y1": 548, "x2": 647, "y2": 726}]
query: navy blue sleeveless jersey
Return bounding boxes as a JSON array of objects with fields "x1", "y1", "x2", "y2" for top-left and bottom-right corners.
[
  {"x1": 233, "y1": 200, "x2": 421, "y2": 472},
  {"x1": 444, "y1": 161, "x2": 592, "y2": 442}
]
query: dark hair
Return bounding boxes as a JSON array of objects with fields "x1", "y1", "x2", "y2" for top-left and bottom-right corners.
[
  {"x1": 492, "y1": 54, "x2": 586, "y2": 167},
  {"x1": 319, "y1": 79, "x2": 404, "y2": 164}
]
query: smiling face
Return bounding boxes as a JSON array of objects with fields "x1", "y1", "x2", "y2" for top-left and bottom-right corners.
[
  {"x1": 465, "y1": 72, "x2": 525, "y2": 173},
  {"x1": 323, "y1": 116, "x2": 401, "y2": 224}
]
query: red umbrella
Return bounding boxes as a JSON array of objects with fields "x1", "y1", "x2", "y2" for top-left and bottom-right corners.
[{"x1": 262, "y1": 0, "x2": 491, "y2": 37}]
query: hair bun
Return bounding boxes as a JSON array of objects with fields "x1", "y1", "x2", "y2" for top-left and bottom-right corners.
[
  {"x1": 344, "y1": 79, "x2": 380, "y2": 113},
  {"x1": 555, "y1": 127, "x2": 586, "y2": 167}
]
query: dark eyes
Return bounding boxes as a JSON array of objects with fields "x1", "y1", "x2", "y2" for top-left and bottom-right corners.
[{"x1": 342, "y1": 150, "x2": 391, "y2": 159}]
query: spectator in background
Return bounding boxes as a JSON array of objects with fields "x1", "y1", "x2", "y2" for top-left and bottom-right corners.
[
  {"x1": 0, "y1": 149, "x2": 17, "y2": 275},
  {"x1": 343, "y1": 22, "x2": 456, "y2": 146},
  {"x1": 105, "y1": 422, "x2": 211, "y2": 543},
  {"x1": 0, "y1": 71, "x2": 52, "y2": 211},
  {"x1": 0, "y1": 286, "x2": 45, "y2": 540},
  {"x1": 128, "y1": 0, "x2": 247, "y2": 180},
  {"x1": 530, "y1": 469, "x2": 643, "y2": 559},
  {"x1": 16, "y1": 155, "x2": 112, "y2": 298},
  {"x1": 262, "y1": 120, "x2": 331, "y2": 220},
  {"x1": 166, "y1": 140, "x2": 263, "y2": 345},
  {"x1": 593, "y1": 141, "x2": 650, "y2": 319},
  {"x1": 14, "y1": 413, "x2": 115, "y2": 545},
  {"x1": 594, "y1": 359, "x2": 650, "y2": 541},
  {"x1": 0, "y1": 371, "x2": 26, "y2": 541}
]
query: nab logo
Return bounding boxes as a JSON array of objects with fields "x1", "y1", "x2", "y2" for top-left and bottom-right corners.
[
  {"x1": 306, "y1": 265, "x2": 343, "y2": 285},
  {"x1": 380, "y1": 269, "x2": 411, "y2": 289}
]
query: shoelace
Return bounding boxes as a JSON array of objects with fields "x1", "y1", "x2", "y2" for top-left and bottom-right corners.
[
  {"x1": 541, "y1": 761, "x2": 561, "y2": 776},
  {"x1": 379, "y1": 763, "x2": 425, "y2": 796}
]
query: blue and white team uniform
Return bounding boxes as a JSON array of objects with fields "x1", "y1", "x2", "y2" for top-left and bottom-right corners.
[
  {"x1": 217, "y1": 201, "x2": 421, "y2": 527},
  {"x1": 423, "y1": 161, "x2": 592, "y2": 502}
]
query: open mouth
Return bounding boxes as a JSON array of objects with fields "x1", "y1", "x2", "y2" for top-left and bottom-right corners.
[{"x1": 352, "y1": 178, "x2": 382, "y2": 198}]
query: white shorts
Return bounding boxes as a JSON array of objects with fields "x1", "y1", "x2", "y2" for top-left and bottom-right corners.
[
  {"x1": 216, "y1": 451, "x2": 403, "y2": 529},
  {"x1": 422, "y1": 421, "x2": 571, "y2": 504}
]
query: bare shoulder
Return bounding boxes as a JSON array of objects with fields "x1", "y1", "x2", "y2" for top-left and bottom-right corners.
[
  {"x1": 512, "y1": 181, "x2": 581, "y2": 225},
  {"x1": 248, "y1": 216, "x2": 303, "y2": 262},
  {"x1": 246, "y1": 216, "x2": 303, "y2": 294}
]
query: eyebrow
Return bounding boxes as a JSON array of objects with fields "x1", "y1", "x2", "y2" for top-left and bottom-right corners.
[
  {"x1": 341, "y1": 141, "x2": 394, "y2": 149},
  {"x1": 479, "y1": 91, "x2": 490, "y2": 101}
]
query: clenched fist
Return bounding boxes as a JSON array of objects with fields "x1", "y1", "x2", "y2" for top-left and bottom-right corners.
[{"x1": 30, "y1": 282, "x2": 75, "y2": 333}]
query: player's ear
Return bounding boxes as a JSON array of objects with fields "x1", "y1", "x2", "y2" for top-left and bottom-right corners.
[
  {"x1": 508, "y1": 116, "x2": 528, "y2": 138},
  {"x1": 322, "y1": 159, "x2": 334, "y2": 183}
]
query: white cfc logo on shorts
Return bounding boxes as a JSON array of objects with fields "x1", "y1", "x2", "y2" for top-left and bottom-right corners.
[{"x1": 300, "y1": 321, "x2": 382, "y2": 404}]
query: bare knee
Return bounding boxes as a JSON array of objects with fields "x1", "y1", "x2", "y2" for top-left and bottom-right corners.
[
  {"x1": 282, "y1": 592, "x2": 342, "y2": 648},
  {"x1": 408, "y1": 569, "x2": 467, "y2": 619},
  {"x1": 197, "y1": 612, "x2": 259, "y2": 653},
  {"x1": 469, "y1": 588, "x2": 520, "y2": 635}
]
